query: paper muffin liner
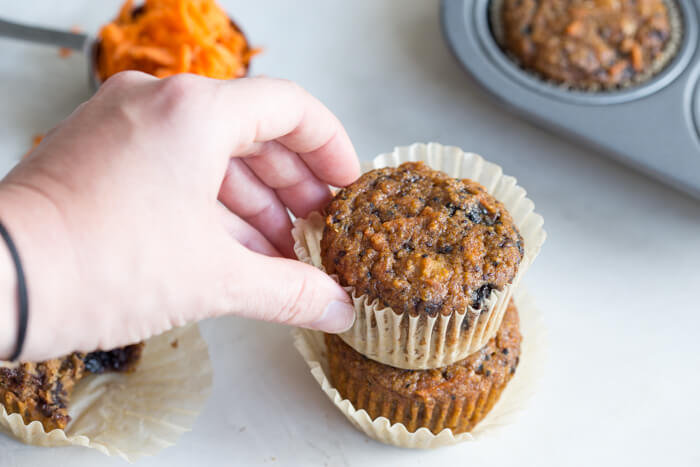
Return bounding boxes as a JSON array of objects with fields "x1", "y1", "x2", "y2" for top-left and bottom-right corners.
[
  {"x1": 292, "y1": 289, "x2": 545, "y2": 448},
  {"x1": 322, "y1": 303, "x2": 519, "y2": 436},
  {"x1": 489, "y1": 0, "x2": 684, "y2": 92},
  {"x1": 0, "y1": 324, "x2": 212, "y2": 462},
  {"x1": 292, "y1": 142, "x2": 545, "y2": 369}
]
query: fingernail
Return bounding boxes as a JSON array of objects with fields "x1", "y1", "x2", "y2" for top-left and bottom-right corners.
[{"x1": 310, "y1": 300, "x2": 355, "y2": 333}]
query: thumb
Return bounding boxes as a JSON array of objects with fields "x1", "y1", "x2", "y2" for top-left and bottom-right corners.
[{"x1": 218, "y1": 247, "x2": 355, "y2": 333}]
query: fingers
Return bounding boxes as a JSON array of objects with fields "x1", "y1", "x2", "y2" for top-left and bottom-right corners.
[
  {"x1": 103, "y1": 75, "x2": 360, "y2": 239},
  {"x1": 218, "y1": 158, "x2": 295, "y2": 257},
  {"x1": 242, "y1": 141, "x2": 333, "y2": 218},
  {"x1": 216, "y1": 203, "x2": 281, "y2": 257},
  {"x1": 214, "y1": 77, "x2": 361, "y2": 187},
  {"x1": 274, "y1": 99, "x2": 361, "y2": 187},
  {"x1": 92, "y1": 74, "x2": 361, "y2": 192},
  {"x1": 216, "y1": 246, "x2": 355, "y2": 333}
]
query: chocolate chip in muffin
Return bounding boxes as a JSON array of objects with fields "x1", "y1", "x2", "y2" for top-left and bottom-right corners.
[{"x1": 83, "y1": 344, "x2": 144, "y2": 374}]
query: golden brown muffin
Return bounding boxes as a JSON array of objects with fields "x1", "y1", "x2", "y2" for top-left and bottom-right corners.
[
  {"x1": 325, "y1": 299, "x2": 522, "y2": 435},
  {"x1": 321, "y1": 162, "x2": 523, "y2": 328},
  {"x1": 0, "y1": 344, "x2": 144, "y2": 431},
  {"x1": 0, "y1": 354, "x2": 86, "y2": 431},
  {"x1": 497, "y1": 0, "x2": 678, "y2": 89}
]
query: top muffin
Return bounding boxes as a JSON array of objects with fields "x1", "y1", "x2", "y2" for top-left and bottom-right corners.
[
  {"x1": 320, "y1": 162, "x2": 523, "y2": 317},
  {"x1": 498, "y1": 0, "x2": 675, "y2": 89}
]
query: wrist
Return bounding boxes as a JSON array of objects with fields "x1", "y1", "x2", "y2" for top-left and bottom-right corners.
[
  {"x1": 0, "y1": 182, "x2": 81, "y2": 361},
  {"x1": 0, "y1": 230, "x2": 17, "y2": 360}
]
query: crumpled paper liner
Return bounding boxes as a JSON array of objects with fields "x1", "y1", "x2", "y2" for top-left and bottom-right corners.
[
  {"x1": 292, "y1": 143, "x2": 545, "y2": 369},
  {"x1": 292, "y1": 289, "x2": 545, "y2": 448},
  {"x1": 0, "y1": 324, "x2": 212, "y2": 462}
]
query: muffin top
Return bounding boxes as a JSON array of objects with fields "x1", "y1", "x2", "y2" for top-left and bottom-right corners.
[
  {"x1": 320, "y1": 162, "x2": 523, "y2": 317},
  {"x1": 325, "y1": 298, "x2": 521, "y2": 403},
  {"x1": 498, "y1": 0, "x2": 674, "y2": 88}
]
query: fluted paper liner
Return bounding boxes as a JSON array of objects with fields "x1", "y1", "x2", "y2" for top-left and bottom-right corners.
[
  {"x1": 0, "y1": 324, "x2": 212, "y2": 462},
  {"x1": 292, "y1": 143, "x2": 545, "y2": 369},
  {"x1": 292, "y1": 289, "x2": 545, "y2": 448}
]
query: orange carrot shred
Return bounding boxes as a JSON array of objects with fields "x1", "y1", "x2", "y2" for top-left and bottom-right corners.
[
  {"x1": 23, "y1": 134, "x2": 44, "y2": 159},
  {"x1": 97, "y1": 0, "x2": 258, "y2": 82},
  {"x1": 118, "y1": 0, "x2": 134, "y2": 23},
  {"x1": 59, "y1": 26, "x2": 83, "y2": 58}
]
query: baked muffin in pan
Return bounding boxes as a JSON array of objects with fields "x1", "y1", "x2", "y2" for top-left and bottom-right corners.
[{"x1": 493, "y1": 0, "x2": 682, "y2": 90}]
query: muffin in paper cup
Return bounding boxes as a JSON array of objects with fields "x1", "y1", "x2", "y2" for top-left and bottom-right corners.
[
  {"x1": 325, "y1": 298, "x2": 522, "y2": 435},
  {"x1": 292, "y1": 289, "x2": 545, "y2": 448},
  {"x1": 292, "y1": 142, "x2": 545, "y2": 369},
  {"x1": 0, "y1": 324, "x2": 212, "y2": 462}
]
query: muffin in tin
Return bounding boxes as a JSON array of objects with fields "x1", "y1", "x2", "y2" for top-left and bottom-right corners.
[
  {"x1": 325, "y1": 299, "x2": 522, "y2": 435},
  {"x1": 493, "y1": 0, "x2": 682, "y2": 90}
]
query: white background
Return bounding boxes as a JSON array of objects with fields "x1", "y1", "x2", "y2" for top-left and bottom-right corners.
[{"x1": 1, "y1": 1, "x2": 699, "y2": 466}]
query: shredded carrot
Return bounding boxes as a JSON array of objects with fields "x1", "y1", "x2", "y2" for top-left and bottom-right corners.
[
  {"x1": 97, "y1": 0, "x2": 259, "y2": 81},
  {"x1": 23, "y1": 134, "x2": 44, "y2": 159},
  {"x1": 59, "y1": 26, "x2": 83, "y2": 58}
]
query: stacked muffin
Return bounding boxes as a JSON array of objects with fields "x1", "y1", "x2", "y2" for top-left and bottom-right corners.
[{"x1": 313, "y1": 161, "x2": 529, "y2": 435}]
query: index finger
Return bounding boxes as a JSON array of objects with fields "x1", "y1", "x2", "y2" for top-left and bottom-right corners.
[{"x1": 215, "y1": 77, "x2": 361, "y2": 187}]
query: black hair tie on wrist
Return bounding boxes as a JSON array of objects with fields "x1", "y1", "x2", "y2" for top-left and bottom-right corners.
[{"x1": 0, "y1": 221, "x2": 28, "y2": 362}]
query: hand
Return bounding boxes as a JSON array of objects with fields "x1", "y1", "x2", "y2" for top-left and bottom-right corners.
[{"x1": 0, "y1": 72, "x2": 360, "y2": 361}]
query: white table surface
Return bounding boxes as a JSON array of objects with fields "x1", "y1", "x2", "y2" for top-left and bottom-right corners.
[{"x1": 1, "y1": 1, "x2": 700, "y2": 466}]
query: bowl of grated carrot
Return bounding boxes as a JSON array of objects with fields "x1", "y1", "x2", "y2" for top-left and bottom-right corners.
[{"x1": 95, "y1": 0, "x2": 259, "y2": 82}]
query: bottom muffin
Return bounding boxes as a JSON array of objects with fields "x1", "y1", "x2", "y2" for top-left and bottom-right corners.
[
  {"x1": 0, "y1": 344, "x2": 144, "y2": 431},
  {"x1": 325, "y1": 300, "x2": 521, "y2": 434}
]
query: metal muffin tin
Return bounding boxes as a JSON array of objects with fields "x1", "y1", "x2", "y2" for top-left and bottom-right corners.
[{"x1": 441, "y1": 0, "x2": 700, "y2": 199}]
